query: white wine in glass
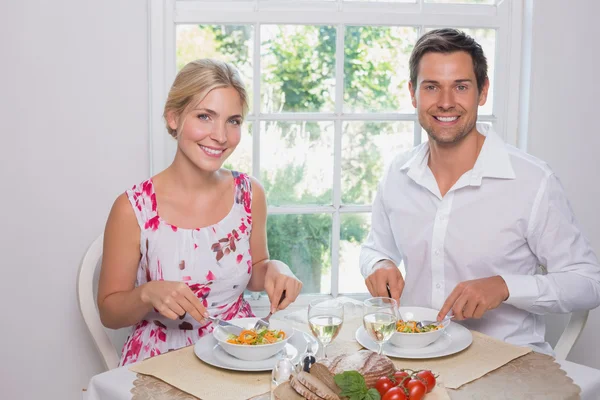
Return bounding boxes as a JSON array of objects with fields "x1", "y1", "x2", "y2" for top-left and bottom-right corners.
[
  {"x1": 307, "y1": 299, "x2": 344, "y2": 359},
  {"x1": 308, "y1": 315, "x2": 343, "y2": 345},
  {"x1": 363, "y1": 297, "x2": 398, "y2": 355}
]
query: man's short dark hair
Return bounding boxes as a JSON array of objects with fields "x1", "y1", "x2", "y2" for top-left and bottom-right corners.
[{"x1": 409, "y1": 28, "x2": 488, "y2": 93}]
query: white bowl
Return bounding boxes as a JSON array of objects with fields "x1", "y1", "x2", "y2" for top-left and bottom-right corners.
[
  {"x1": 212, "y1": 317, "x2": 294, "y2": 361},
  {"x1": 389, "y1": 307, "x2": 448, "y2": 349}
]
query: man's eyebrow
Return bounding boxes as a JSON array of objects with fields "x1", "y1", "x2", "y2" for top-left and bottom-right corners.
[{"x1": 420, "y1": 79, "x2": 474, "y2": 85}]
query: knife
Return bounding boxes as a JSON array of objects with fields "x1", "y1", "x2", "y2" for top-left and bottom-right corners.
[{"x1": 207, "y1": 316, "x2": 243, "y2": 335}]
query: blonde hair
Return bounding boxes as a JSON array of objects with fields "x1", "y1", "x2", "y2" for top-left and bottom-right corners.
[{"x1": 163, "y1": 59, "x2": 249, "y2": 138}]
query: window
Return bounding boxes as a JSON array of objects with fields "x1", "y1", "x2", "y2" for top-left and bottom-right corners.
[{"x1": 149, "y1": 0, "x2": 524, "y2": 303}]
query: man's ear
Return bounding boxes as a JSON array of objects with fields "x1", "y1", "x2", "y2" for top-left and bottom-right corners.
[
  {"x1": 408, "y1": 81, "x2": 417, "y2": 109},
  {"x1": 478, "y1": 77, "x2": 490, "y2": 106}
]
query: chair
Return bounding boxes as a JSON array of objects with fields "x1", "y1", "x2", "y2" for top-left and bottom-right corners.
[
  {"x1": 553, "y1": 310, "x2": 589, "y2": 360},
  {"x1": 77, "y1": 233, "x2": 122, "y2": 370}
]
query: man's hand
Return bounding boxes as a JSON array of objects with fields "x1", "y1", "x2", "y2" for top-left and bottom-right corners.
[
  {"x1": 365, "y1": 260, "x2": 405, "y2": 303},
  {"x1": 438, "y1": 276, "x2": 509, "y2": 321}
]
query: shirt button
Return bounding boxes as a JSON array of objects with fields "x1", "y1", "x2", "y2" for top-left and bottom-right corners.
[
  {"x1": 439, "y1": 215, "x2": 445, "y2": 221},
  {"x1": 434, "y1": 249, "x2": 440, "y2": 256},
  {"x1": 436, "y1": 283, "x2": 441, "y2": 289}
]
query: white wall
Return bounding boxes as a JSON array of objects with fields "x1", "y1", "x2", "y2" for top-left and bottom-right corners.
[
  {"x1": 0, "y1": 1, "x2": 149, "y2": 399},
  {"x1": 526, "y1": 0, "x2": 600, "y2": 368}
]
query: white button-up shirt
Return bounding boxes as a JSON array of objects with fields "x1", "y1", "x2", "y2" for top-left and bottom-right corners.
[{"x1": 360, "y1": 123, "x2": 600, "y2": 352}]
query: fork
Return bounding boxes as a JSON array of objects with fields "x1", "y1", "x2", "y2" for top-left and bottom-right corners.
[
  {"x1": 253, "y1": 290, "x2": 287, "y2": 331},
  {"x1": 416, "y1": 314, "x2": 454, "y2": 330}
]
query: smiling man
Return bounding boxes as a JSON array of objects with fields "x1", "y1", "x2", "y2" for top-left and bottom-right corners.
[{"x1": 359, "y1": 29, "x2": 600, "y2": 353}]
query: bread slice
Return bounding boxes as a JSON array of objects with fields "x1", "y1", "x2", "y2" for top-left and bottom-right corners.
[
  {"x1": 290, "y1": 375, "x2": 326, "y2": 400},
  {"x1": 272, "y1": 382, "x2": 304, "y2": 400},
  {"x1": 296, "y1": 371, "x2": 340, "y2": 400},
  {"x1": 310, "y1": 363, "x2": 342, "y2": 395}
]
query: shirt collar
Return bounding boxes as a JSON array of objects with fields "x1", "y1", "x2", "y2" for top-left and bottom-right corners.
[
  {"x1": 470, "y1": 123, "x2": 516, "y2": 183},
  {"x1": 400, "y1": 123, "x2": 516, "y2": 186}
]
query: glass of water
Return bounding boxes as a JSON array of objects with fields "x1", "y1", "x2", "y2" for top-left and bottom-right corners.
[
  {"x1": 307, "y1": 298, "x2": 344, "y2": 360},
  {"x1": 362, "y1": 297, "x2": 398, "y2": 355}
]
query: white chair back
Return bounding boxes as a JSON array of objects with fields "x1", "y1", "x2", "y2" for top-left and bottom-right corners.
[
  {"x1": 77, "y1": 234, "x2": 126, "y2": 370},
  {"x1": 552, "y1": 310, "x2": 589, "y2": 360}
]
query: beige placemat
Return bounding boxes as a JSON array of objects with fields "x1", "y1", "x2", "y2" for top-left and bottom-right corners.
[
  {"x1": 130, "y1": 346, "x2": 271, "y2": 400},
  {"x1": 387, "y1": 331, "x2": 531, "y2": 389}
]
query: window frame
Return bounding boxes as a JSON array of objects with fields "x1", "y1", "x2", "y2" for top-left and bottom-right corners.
[{"x1": 148, "y1": 0, "x2": 525, "y2": 308}]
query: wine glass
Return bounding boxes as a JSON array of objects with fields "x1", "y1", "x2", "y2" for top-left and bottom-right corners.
[
  {"x1": 362, "y1": 297, "x2": 398, "y2": 355},
  {"x1": 307, "y1": 298, "x2": 344, "y2": 360}
]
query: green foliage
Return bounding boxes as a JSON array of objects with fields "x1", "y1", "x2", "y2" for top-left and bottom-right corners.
[
  {"x1": 263, "y1": 164, "x2": 332, "y2": 292},
  {"x1": 262, "y1": 26, "x2": 336, "y2": 112}
]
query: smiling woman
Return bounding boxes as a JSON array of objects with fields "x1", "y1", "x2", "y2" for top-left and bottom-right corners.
[{"x1": 96, "y1": 59, "x2": 303, "y2": 366}]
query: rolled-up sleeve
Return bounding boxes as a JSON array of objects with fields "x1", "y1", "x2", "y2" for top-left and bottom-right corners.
[
  {"x1": 503, "y1": 173, "x2": 600, "y2": 314},
  {"x1": 360, "y1": 177, "x2": 403, "y2": 279}
]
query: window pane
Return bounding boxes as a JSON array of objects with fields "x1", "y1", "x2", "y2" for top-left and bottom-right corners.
[
  {"x1": 261, "y1": 121, "x2": 334, "y2": 206},
  {"x1": 342, "y1": 121, "x2": 414, "y2": 205},
  {"x1": 344, "y1": 26, "x2": 418, "y2": 113},
  {"x1": 423, "y1": 27, "x2": 496, "y2": 115},
  {"x1": 267, "y1": 214, "x2": 332, "y2": 294},
  {"x1": 338, "y1": 213, "x2": 371, "y2": 294},
  {"x1": 462, "y1": 28, "x2": 495, "y2": 115},
  {"x1": 176, "y1": 25, "x2": 254, "y2": 112},
  {"x1": 425, "y1": 0, "x2": 495, "y2": 3},
  {"x1": 421, "y1": 126, "x2": 429, "y2": 144},
  {"x1": 223, "y1": 122, "x2": 252, "y2": 175},
  {"x1": 261, "y1": 25, "x2": 336, "y2": 113}
]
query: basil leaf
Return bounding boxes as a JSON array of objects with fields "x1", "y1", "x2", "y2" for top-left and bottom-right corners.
[
  {"x1": 334, "y1": 370, "x2": 368, "y2": 396},
  {"x1": 364, "y1": 388, "x2": 381, "y2": 400}
]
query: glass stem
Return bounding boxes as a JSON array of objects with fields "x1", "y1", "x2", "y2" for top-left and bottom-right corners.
[
  {"x1": 317, "y1": 342, "x2": 327, "y2": 360},
  {"x1": 377, "y1": 342, "x2": 383, "y2": 355}
]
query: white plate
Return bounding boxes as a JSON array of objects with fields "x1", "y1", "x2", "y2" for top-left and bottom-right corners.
[
  {"x1": 356, "y1": 322, "x2": 473, "y2": 359},
  {"x1": 194, "y1": 329, "x2": 318, "y2": 372}
]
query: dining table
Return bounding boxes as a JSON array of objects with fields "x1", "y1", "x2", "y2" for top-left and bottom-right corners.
[{"x1": 83, "y1": 304, "x2": 600, "y2": 400}]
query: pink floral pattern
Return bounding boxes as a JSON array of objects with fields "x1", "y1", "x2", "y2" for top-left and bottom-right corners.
[{"x1": 120, "y1": 171, "x2": 255, "y2": 366}]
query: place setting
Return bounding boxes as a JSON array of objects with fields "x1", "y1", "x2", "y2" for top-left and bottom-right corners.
[
  {"x1": 356, "y1": 302, "x2": 473, "y2": 360},
  {"x1": 193, "y1": 317, "x2": 318, "y2": 372}
]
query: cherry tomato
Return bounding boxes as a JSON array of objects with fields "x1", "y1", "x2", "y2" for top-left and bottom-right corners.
[
  {"x1": 416, "y1": 369, "x2": 436, "y2": 393},
  {"x1": 375, "y1": 376, "x2": 394, "y2": 396},
  {"x1": 406, "y1": 379, "x2": 427, "y2": 400},
  {"x1": 393, "y1": 371, "x2": 410, "y2": 388},
  {"x1": 382, "y1": 386, "x2": 407, "y2": 400}
]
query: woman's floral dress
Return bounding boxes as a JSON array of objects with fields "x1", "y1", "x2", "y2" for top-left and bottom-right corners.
[{"x1": 119, "y1": 171, "x2": 255, "y2": 366}]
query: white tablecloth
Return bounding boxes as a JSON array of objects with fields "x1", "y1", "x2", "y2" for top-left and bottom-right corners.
[{"x1": 84, "y1": 358, "x2": 600, "y2": 400}]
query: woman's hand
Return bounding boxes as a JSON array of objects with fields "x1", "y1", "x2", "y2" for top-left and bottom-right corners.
[
  {"x1": 263, "y1": 263, "x2": 303, "y2": 313},
  {"x1": 140, "y1": 281, "x2": 209, "y2": 322}
]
